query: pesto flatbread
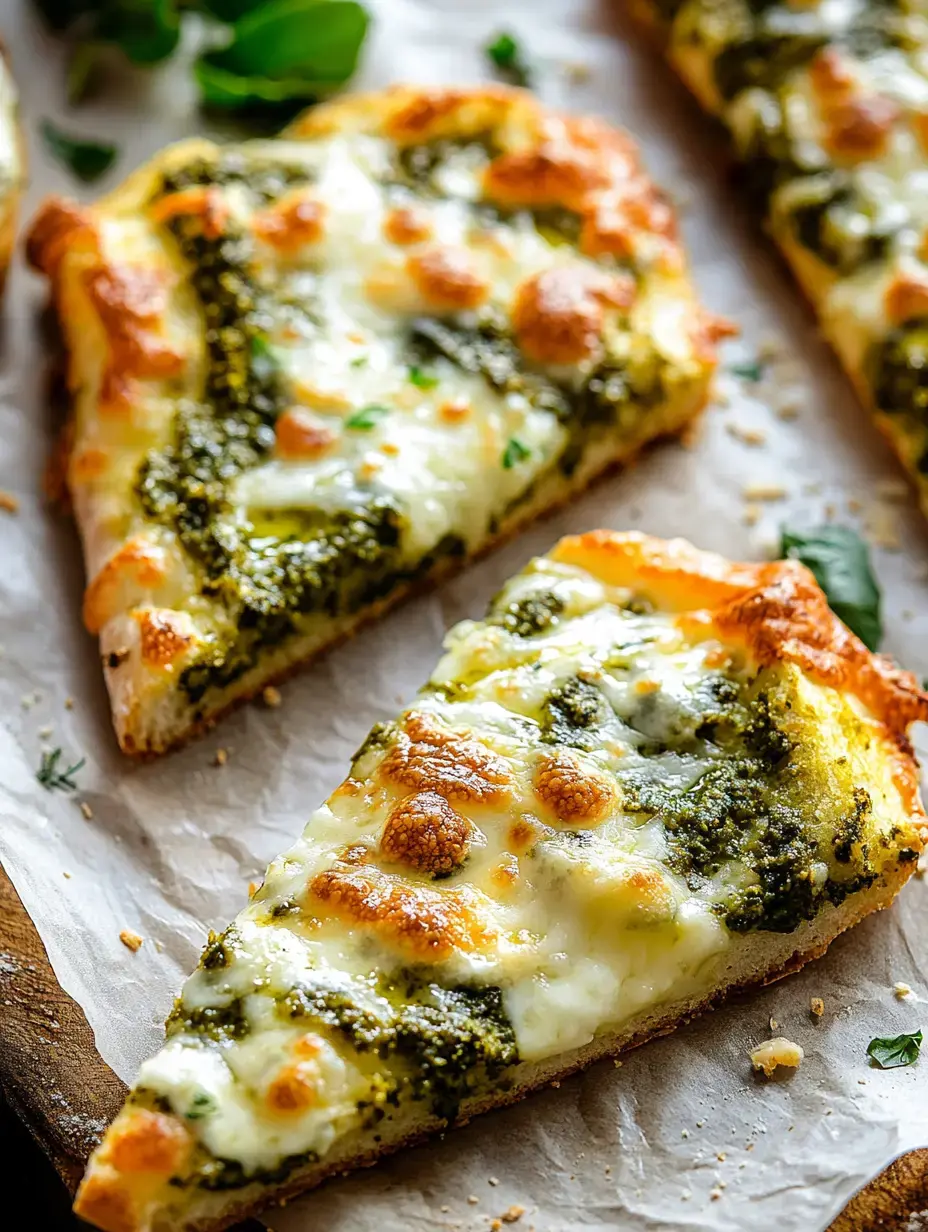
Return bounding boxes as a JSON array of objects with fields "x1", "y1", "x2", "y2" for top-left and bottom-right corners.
[
  {"x1": 74, "y1": 530, "x2": 928, "y2": 1232},
  {"x1": 25, "y1": 85, "x2": 725, "y2": 756},
  {"x1": 640, "y1": 0, "x2": 928, "y2": 516}
]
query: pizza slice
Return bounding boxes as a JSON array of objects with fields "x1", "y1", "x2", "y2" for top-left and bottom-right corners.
[
  {"x1": 639, "y1": 0, "x2": 928, "y2": 515},
  {"x1": 74, "y1": 530, "x2": 928, "y2": 1232},
  {"x1": 25, "y1": 85, "x2": 725, "y2": 757}
]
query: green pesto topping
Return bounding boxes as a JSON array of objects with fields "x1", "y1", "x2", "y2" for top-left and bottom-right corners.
[
  {"x1": 541, "y1": 676, "x2": 610, "y2": 750},
  {"x1": 868, "y1": 322, "x2": 928, "y2": 472},
  {"x1": 489, "y1": 588, "x2": 565, "y2": 637},
  {"x1": 280, "y1": 977, "x2": 518, "y2": 1122}
]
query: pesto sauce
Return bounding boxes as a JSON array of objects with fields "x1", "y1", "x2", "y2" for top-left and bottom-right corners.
[
  {"x1": 280, "y1": 976, "x2": 518, "y2": 1123},
  {"x1": 868, "y1": 322, "x2": 928, "y2": 472},
  {"x1": 538, "y1": 668, "x2": 881, "y2": 934},
  {"x1": 488, "y1": 588, "x2": 565, "y2": 637}
]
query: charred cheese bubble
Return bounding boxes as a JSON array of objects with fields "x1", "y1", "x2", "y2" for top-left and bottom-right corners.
[
  {"x1": 647, "y1": 0, "x2": 928, "y2": 516},
  {"x1": 25, "y1": 85, "x2": 723, "y2": 756},
  {"x1": 75, "y1": 531, "x2": 928, "y2": 1232}
]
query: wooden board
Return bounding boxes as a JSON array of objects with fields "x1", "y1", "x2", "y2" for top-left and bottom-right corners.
[{"x1": 0, "y1": 861, "x2": 924, "y2": 1229}]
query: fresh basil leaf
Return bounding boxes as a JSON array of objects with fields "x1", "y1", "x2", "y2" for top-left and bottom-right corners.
[
  {"x1": 40, "y1": 119, "x2": 118, "y2": 183},
  {"x1": 780, "y1": 524, "x2": 883, "y2": 651},
  {"x1": 345, "y1": 404, "x2": 389, "y2": 430},
  {"x1": 485, "y1": 31, "x2": 532, "y2": 87},
  {"x1": 408, "y1": 365, "x2": 438, "y2": 390},
  {"x1": 502, "y1": 436, "x2": 531, "y2": 469},
  {"x1": 95, "y1": 0, "x2": 180, "y2": 65},
  {"x1": 197, "y1": 0, "x2": 369, "y2": 109},
  {"x1": 867, "y1": 1030, "x2": 922, "y2": 1069},
  {"x1": 729, "y1": 360, "x2": 764, "y2": 382}
]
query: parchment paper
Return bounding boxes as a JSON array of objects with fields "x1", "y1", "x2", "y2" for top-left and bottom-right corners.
[{"x1": 0, "y1": 1, "x2": 927, "y2": 1228}]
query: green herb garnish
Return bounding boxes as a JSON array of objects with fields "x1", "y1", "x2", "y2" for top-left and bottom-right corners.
[
  {"x1": 33, "y1": 0, "x2": 370, "y2": 113},
  {"x1": 485, "y1": 31, "x2": 532, "y2": 87},
  {"x1": 350, "y1": 354, "x2": 368, "y2": 368},
  {"x1": 408, "y1": 365, "x2": 438, "y2": 390},
  {"x1": 185, "y1": 1091, "x2": 217, "y2": 1120},
  {"x1": 867, "y1": 1030, "x2": 922, "y2": 1069},
  {"x1": 502, "y1": 436, "x2": 531, "y2": 469},
  {"x1": 37, "y1": 748, "x2": 86, "y2": 793},
  {"x1": 40, "y1": 119, "x2": 118, "y2": 183},
  {"x1": 729, "y1": 360, "x2": 764, "y2": 382},
  {"x1": 345, "y1": 404, "x2": 390, "y2": 430},
  {"x1": 780, "y1": 524, "x2": 883, "y2": 651}
]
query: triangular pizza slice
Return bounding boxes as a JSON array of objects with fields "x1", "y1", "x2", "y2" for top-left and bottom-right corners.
[
  {"x1": 74, "y1": 530, "x2": 928, "y2": 1232},
  {"x1": 26, "y1": 85, "x2": 724, "y2": 756}
]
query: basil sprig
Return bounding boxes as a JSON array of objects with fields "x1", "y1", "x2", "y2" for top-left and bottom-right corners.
[
  {"x1": 867, "y1": 1030, "x2": 922, "y2": 1069},
  {"x1": 33, "y1": 0, "x2": 370, "y2": 111},
  {"x1": 780, "y1": 525, "x2": 882, "y2": 651}
]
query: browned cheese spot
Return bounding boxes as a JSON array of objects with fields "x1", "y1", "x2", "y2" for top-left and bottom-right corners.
[
  {"x1": 380, "y1": 790, "x2": 472, "y2": 876},
  {"x1": 534, "y1": 751, "x2": 615, "y2": 826},
  {"x1": 406, "y1": 245, "x2": 489, "y2": 311},
  {"x1": 380, "y1": 713, "x2": 512, "y2": 803},
  {"x1": 512, "y1": 265, "x2": 636, "y2": 365}
]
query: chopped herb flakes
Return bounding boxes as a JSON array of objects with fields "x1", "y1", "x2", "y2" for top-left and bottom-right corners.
[
  {"x1": 408, "y1": 365, "x2": 439, "y2": 389},
  {"x1": 485, "y1": 31, "x2": 532, "y2": 87},
  {"x1": 37, "y1": 748, "x2": 86, "y2": 792},
  {"x1": 346, "y1": 404, "x2": 390, "y2": 430},
  {"x1": 729, "y1": 361, "x2": 764, "y2": 382},
  {"x1": 502, "y1": 436, "x2": 531, "y2": 469},
  {"x1": 867, "y1": 1030, "x2": 922, "y2": 1069}
]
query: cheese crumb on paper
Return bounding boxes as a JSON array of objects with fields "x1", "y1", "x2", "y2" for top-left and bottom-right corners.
[
  {"x1": 750, "y1": 1037, "x2": 804, "y2": 1077},
  {"x1": 119, "y1": 929, "x2": 143, "y2": 953}
]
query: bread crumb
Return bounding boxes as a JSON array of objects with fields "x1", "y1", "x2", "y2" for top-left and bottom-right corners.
[
  {"x1": 468, "y1": 1196, "x2": 479, "y2": 1205},
  {"x1": 810, "y1": 997, "x2": 825, "y2": 1017},
  {"x1": 214, "y1": 748, "x2": 228, "y2": 767},
  {"x1": 119, "y1": 929, "x2": 143, "y2": 953},
  {"x1": 681, "y1": 1129, "x2": 689, "y2": 1139},
  {"x1": 64, "y1": 696, "x2": 74, "y2": 709},
  {"x1": 440, "y1": 1205, "x2": 449, "y2": 1213},
  {"x1": 501, "y1": 1207, "x2": 525, "y2": 1223},
  {"x1": 262, "y1": 685, "x2": 282, "y2": 708},
  {"x1": 769, "y1": 1016, "x2": 778, "y2": 1032},
  {"x1": 750, "y1": 1037, "x2": 804, "y2": 1077},
  {"x1": 39, "y1": 725, "x2": 53, "y2": 739},
  {"x1": 79, "y1": 801, "x2": 94, "y2": 820},
  {"x1": 613, "y1": 1059, "x2": 623, "y2": 1068},
  {"x1": 62, "y1": 871, "x2": 71, "y2": 879},
  {"x1": 488, "y1": 1177, "x2": 500, "y2": 1186},
  {"x1": 710, "y1": 1188, "x2": 723, "y2": 1201},
  {"x1": 0, "y1": 491, "x2": 19, "y2": 514},
  {"x1": 726, "y1": 422, "x2": 767, "y2": 446},
  {"x1": 717, "y1": 1152, "x2": 726, "y2": 1162},
  {"x1": 491, "y1": 1221, "x2": 502, "y2": 1231},
  {"x1": 775, "y1": 398, "x2": 801, "y2": 420},
  {"x1": 742, "y1": 483, "x2": 787, "y2": 502},
  {"x1": 893, "y1": 982, "x2": 912, "y2": 998}
]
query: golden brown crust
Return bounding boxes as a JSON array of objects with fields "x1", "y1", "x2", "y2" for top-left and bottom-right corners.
[
  {"x1": 26, "y1": 197, "x2": 97, "y2": 278},
  {"x1": 83, "y1": 538, "x2": 170, "y2": 636},
  {"x1": 405, "y1": 244, "x2": 489, "y2": 311},
  {"x1": 253, "y1": 191, "x2": 326, "y2": 251},
  {"x1": 135, "y1": 609, "x2": 194, "y2": 670},
  {"x1": 533, "y1": 750, "x2": 615, "y2": 825}
]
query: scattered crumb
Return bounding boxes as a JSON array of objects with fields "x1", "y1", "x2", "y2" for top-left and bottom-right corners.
[
  {"x1": 613, "y1": 1059, "x2": 623, "y2": 1068},
  {"x1": 79, "y1": 801, "x2": 93, "y2": 820},
  {"x1": 501, "y1": 1207, "x2": 525, "y2": 1224},
  {"x1": 858, "y1": 1078, "x2": 867, "y2": 1085},
  {"x1": 681, "y1": 1129, "x2": 689, "y2": 1139},
  {"x1": 742, "y1": 482, "x2": 787, "y2": 502},
  {"x1": 775, "y1": 397, "x2": 801, "y2": 420},
  {"x1": 488, "y1": 1177, "x2": 500, "y2": 1187},
  {"x1": 119, "y1": 929, "x2": 143, "y2": 953},
  {"x1": 549, "y1": 1079, "x2": 560, "y2": 1089},
  {"x1": 468, "y1": 1196, "x2": 479, "y2": 1206},
  {"x1": 154, "y1": 940, "x2": 164, "y2": 953},
  {"x1": 746, "y1": 1143, "x2": 754, "y2": 1151},
  {"x1": 64, "y1": 696, "x2": 74, "y2": 710},
  {"x1": 711, "y1": 1187, "x2": 724, "y2": 1200},
  {"x1": 262, "y1": 685, "x2": 282, "y2": 708},
  {"x1": 742, "y1": 504, "x2": 761, "y2": 527},
  {"x1": 491, "y1": 1221, "x2": 502, "y2": 1231},
  {"x1": 0, "y1": 491, "x2": 19, "y2": 514},
  {"x1": 681, "y1": 1189, "x2": 692, "y2": 1201},
  {"x1": 726, "y1": 422, "x2": 767, "y2": 446},
  {"x1": 563, "y1": 60, "x2": 591, "y2": 84},
  {"x1": 39, "y1": 725, "x2": 53, "y2": 739},
  {"x1": 717, "y1": 1152, "x2": 727, "y2": 1162},
  {"x1": 893, "y1": 982, "x2": 912, "y2": 999},
  {"x1": 62, "y1": 871, "x2": 71, "y2": 879},
  {"x1": 214, "y1": 748, "x2": 228, "y2": 767},
  {"x1": 750, "y1": 1037, "x2": 804, "y2": 1077},
  {"x1": 440, "y1": 1205, "x2": 450, "y2": 1213},
  {"x1": 696, "y1": 1120, "x2": 705, "y2": 1129},
  {"x1": 769, "y1": 1016, "x2": 779, "y2": 1032},
  {"x1": 810, "y1": 997, "x2": 825, "y2": 1017},
  {"x1": 847, "y1": 498, "x2": 862, "y2": 513}
]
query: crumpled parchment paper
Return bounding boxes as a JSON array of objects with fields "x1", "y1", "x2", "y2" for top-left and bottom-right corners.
[{"x1": 0, "y1": 1, "x2": 926, "y2": 1228}]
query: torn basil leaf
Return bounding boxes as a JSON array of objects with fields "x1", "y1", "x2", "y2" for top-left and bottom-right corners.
[
  {"x1": 780, "y1": 524, "x2": 882, "y2": 651},
  {"x1": 867, "y1": 1030, "x2": 922, "y2": 1069},
  {"x1": 485, "y1": 31, "x2": 532, "y2": 88}
]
